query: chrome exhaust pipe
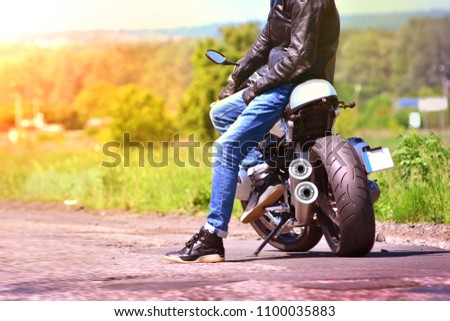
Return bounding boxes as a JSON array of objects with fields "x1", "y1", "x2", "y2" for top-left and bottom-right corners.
[
  {"x1": 289, "y1": 158, "x2": 319, "y2": 224},
  {"x1": 294, "y1": 181, "x2": 319, "y2": 204},
  {"x1": 289, "y1": 158, "x2": 313, "y2": 181}
]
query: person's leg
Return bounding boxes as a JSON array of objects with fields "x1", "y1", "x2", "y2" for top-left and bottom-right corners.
[
  {"x1": 165, "y1": 83, "x2": 294, "y2": 263},
  {"x1": 205, "y1": 83, "x2": 294, "y2": 236},
  {"x1": 210, "y1": 90, "x2": 263, "y2": 168},
  {"x1": 209, "y1": 90, "x2": 247, "y2": 135}
]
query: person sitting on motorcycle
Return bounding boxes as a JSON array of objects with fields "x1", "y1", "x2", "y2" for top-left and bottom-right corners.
[{"x1": 165, "y1": 0, "x2": 340, "y2": 263}]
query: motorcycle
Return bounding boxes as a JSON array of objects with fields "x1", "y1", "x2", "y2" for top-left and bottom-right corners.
[{"x1": 206, "y1": 49, "x2": 394, "y2": 257}]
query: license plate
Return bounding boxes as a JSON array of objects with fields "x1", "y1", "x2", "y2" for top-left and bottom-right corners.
[{"x1": 363, "y1": 147, "x2": 394, "y2": 173}]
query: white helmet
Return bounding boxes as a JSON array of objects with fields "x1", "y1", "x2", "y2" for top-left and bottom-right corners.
[{"x1": 289, "y1": 79, "x2": 338, "y2": 112}]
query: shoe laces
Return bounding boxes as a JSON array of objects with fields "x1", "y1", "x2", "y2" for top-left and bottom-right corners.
[{"x1": 185, "y1": 233, "x2": 201, "y2": 253}]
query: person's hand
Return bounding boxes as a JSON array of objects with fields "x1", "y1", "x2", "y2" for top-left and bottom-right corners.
[
  {"x1": 242, "y1": 87, "x2": 257, "y2": 105},
  {"x1": 219, "y1": 80, "x2": 237, "y2": 100}
]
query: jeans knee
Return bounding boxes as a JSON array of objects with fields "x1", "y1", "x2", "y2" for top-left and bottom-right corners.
[{"x1": 209, "y1": 102, "x2": 222, "y2": 124}]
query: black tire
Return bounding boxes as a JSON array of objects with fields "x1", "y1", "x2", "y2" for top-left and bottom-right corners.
[
  {"x1": 242, "y1": 201, "x2": 323, "y2": 252},
  {"x1": 310, "y1": 136, "x2": 375, "y2": 257}
]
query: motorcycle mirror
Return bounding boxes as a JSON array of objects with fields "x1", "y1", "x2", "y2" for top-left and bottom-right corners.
[{"x1": 205, "y1": 49, "x2": 238, "y2": 66}]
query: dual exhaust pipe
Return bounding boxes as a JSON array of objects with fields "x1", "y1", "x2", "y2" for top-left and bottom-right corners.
[
  {"x1": 289, "y1": 158, "x2": 319, "y2": 225},
  {"x1": 289, "y1": 158, "x2": 319, "y2": 205}
]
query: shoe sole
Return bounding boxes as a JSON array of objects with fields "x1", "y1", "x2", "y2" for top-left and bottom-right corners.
[
  {"x1": 164, "y1": 254, "x2": 225, "y2": 264},
  {"x1": 240, "y1": 185, "x2": 285, "y2": 224}
]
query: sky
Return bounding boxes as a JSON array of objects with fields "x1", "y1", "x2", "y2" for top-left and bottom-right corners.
[{"x1": 0, "y1": 0, "x2": 450, "y2": 35}]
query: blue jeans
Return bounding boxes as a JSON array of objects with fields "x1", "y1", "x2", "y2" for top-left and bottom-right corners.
[{"x1": 205, "y1": 83, "x2": 294, "y2": 237}]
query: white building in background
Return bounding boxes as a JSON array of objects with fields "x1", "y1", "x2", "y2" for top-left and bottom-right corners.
[{"x1": 7, "y1": 113, "x2": 64, "y2": 144}]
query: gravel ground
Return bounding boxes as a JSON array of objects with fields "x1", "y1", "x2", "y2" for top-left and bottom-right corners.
[
  {"x1": 1, "y1": 200, "x2": 449, "y2": 250},
  {"x1": 375, "y1": 221, "x2": 450, "y2": 250},
  {"x1": 0, "y1": 200, "x2": 449, "y2": 301}
]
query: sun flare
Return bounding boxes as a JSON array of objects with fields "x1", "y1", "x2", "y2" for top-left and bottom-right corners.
[{"x1": 0, "y1": 2, "x2": 61, "y2": 35}]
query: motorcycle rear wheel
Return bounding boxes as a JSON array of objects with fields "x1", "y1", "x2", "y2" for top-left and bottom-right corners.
[
  {"x1": 242, "y1": 201, "x2": 323, "y2": 252},
  {"x1": 310, "y1": 136, "x2": 375, "y2": 257}
]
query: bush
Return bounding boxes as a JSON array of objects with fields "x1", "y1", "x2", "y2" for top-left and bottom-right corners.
[
  {"x1": 375, "y1": 130, "x2": 450, "y2": 224},
  {"x1": 74, "y1": 84, "x2": 175, "y2": 143},
  {"x1": 109, "y1": 85, "x2": 174, "y2": 143},
  {"x1": 358, "y1": 95, "x2": 401, "y2": 132}
]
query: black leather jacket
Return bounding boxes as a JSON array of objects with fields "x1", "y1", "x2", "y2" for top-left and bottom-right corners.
[{"x1": 232, "y1": 0, "x2": 340, "y2": 96}]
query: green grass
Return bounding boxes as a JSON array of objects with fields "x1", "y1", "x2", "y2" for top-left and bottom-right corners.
[
  {"x1": 0, "y1": 146, "x2": 212, "y2": 213},
  {"x1": 1, "y1": 129, "x2": 449, "y2": 224},
  {"x1": 374, "y1": 130, "x2": 450, "y2": 224}
]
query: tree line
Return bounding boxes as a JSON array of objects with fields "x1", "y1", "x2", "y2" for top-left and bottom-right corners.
[
  {"x1": 182, "y1": 17, "x2": 450, "y2": 139},
  {"x1": 0, "y1": 16, "x2": 449, "y2": 142}
]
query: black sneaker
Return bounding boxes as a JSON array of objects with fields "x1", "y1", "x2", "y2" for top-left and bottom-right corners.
[{"x1": 164, "y1": 227, "x2": 225, "y2": 263}]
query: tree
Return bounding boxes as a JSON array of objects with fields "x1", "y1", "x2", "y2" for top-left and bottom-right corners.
[
  {"x1": 335, "y1": 29, "x2": 394, "y2": 105},
  {"x1": 108, "y1": 85, "x2": 173, "y2": 143},
  {"x1": 393, "y1": 17, "x2": 450, "y2": 95},
  {"x1": 179, "y1": 23, "x2": 261, "y2": 141},
  {"x1": 72, "y1": 83, "x2": 176, "y2": 140},
  {"x1": 0, "y1": 40, "x2": 195, "y2": 127},
  {"x1": 358, "y1": 94, "x2": 400, "y2": 132},
  {"x1": 72, "y1": 83, "x2": 118, "y2": 128}
]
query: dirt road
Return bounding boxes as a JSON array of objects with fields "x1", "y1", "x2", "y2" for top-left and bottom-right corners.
[{"x1": 0, "y1": 201, "x2": 449, "y2": 300}]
